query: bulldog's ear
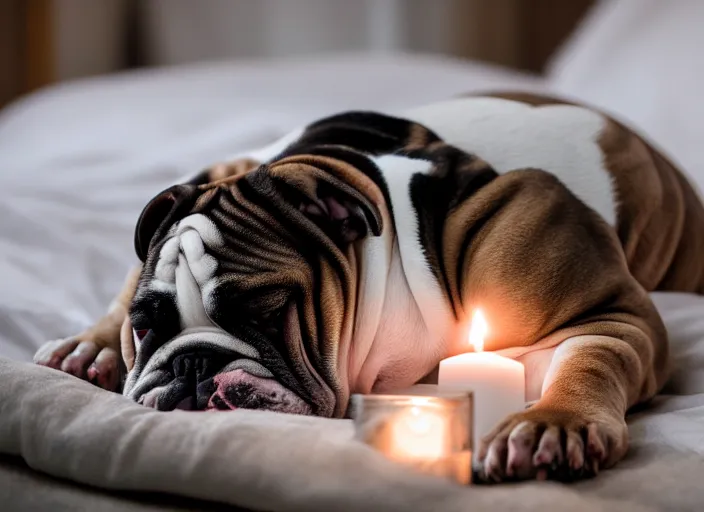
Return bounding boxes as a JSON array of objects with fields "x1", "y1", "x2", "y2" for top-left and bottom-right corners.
[
  {"x1": 134, "y1": 184, "x2": 201, "y2": 261},
  {"x1": 267, "y1": 168, "x2": 382, "y2": 244},
  {"x1": 297, "y1": 181, "x2": 382, "y2": 244}
]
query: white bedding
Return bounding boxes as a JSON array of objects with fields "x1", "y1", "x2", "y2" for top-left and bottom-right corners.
[{"x1": 0, "y1": 292, "x2": 703, "y2": 512}]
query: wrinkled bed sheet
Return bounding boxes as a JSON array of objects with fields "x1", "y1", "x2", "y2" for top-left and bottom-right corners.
[{"x1": 1, "y1": 292, "x2": 704, "y2": 512}]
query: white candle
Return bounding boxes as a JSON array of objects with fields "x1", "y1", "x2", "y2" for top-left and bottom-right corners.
[{"x1": 438, "y1": 310, "x2": 525, "y2": 457}]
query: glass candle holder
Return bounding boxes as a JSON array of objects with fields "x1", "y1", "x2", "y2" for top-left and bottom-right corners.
[{"x1": 350, "y1": 391, "x2": 473, "y2": 484}]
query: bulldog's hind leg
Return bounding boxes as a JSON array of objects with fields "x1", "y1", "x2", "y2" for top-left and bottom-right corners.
[
  {"x1": 447, "y1": 169, "x2": 670, "y2": 482},
  {"x1": 34, "y1": 265, "x2": 141, "y2": 391}
]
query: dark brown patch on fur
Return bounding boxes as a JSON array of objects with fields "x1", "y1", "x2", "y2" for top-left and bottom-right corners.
[{"x1": 473, "y1": 90, "x2": 704, "y2": 294}]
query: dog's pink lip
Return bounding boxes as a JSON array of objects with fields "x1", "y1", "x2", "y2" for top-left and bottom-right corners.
[
  {"x1": 207, "y1": 368, "x2": 312, "y2": 414},
  {"x1": 133, "y1": 328, "x2": 150, "y2": 342}
]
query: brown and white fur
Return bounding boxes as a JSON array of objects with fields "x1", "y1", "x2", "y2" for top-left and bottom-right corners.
[{"x1": 34, "y1": 92, "x2": 704, "y2": 482}]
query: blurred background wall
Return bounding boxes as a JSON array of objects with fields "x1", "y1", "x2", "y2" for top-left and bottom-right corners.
[{"x1": 1, "y1": 0, "x2": 595, "y2": 108}]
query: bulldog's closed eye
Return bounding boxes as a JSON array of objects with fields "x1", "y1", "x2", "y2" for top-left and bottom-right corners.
[
  {"x1": 249, "y1": 309, "x2": 285, "y2": 337},
  {"x1": 249, "y1": 309, "x2": 282, "y2": 325},
  {"x1": 259, "y1": 310, "x2": 282, "y2": 322}
]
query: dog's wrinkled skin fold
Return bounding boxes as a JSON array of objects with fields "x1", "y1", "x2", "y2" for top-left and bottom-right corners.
[{"x1": 35, "y1": 93, "x2": 704, "y2": 483}]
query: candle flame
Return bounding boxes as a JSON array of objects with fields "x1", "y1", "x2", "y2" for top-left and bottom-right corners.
[
  {"x1": 390, "y1": 405, "x2": 446, "y2": 459},
  {"x1": 468, "y1": 309, "x2": 488, "y2": 352}
]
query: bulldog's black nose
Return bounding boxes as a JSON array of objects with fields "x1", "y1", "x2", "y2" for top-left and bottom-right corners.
[
  {"x1": 164, "y1": 350, "x2": 229, "y2": 410},
  {"x1": 172, "y1": 351, "x2": 221, "y2": 379}
]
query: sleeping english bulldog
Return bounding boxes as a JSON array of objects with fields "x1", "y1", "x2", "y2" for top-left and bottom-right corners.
[{"x1": 34, "y1": 92, "x2": 704, "y2": 482}]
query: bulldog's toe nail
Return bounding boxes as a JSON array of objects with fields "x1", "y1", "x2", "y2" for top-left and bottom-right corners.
[
  {"x1": 60, "y1": 361, "x2": 80, "y2": 377},
  {"x1": 507, "y1": 421, "x2": 537, "y2": 478},
  {"x1": 484, "y1": 447, "x2": 505, "y2": 480},
  {"x1": 566, "y1": 430, "x2": 585, "y2": 470},
  {"x1": 39, "y1": 338, "x2": 81, "y2": 369},
  {"x1": 95, "y1": 349, "x2": 118, "y2": 370},
  {"x1": 61, "y1": 354, "x2": 81, "y2": 375},
  {"x1": 586, "y1": 423, "x2": 607, "y2": 462},
  {"x1": 484, "y1": 429, "x2": 512, "y2": 480},
  {"x1": 89, "y1": 365, "x2": 114, "y2": 390},
  {"x1": 45, "y1": 354, "x2": 62, "y2": 369},
  {"x1": 486, "y1": 462, "x2": 502, "y2": 482},
  {"x1": 33, "y1": 346, "x2": 54, "y2": 366},
  {"x1": 483, "y1": 453, "x2": 497, "y2": 477},
  {"x1": 90, "y1": 348, "x2": 121, "y2": 391},
  {"x1": 533, "y1": 452, "x2": 551, "y2": 466},
  {"x1": 533, "y1": 425, "x2": 562, "y2": 467},
  {"x1": 87, "y1": 365, "x2": 99, "y2": 380},
  {"x1": 60, "y1": 341, "x2": 100, "y2": 378}
]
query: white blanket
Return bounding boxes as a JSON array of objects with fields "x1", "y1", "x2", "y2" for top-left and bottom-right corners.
[{"x1": 1, "y1": 292, "x2": 703, "y2": 512}]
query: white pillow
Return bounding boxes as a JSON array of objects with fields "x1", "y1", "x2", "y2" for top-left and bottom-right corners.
[{"x1": 547, "y1": 0, "x2": 704, "y2": 194}]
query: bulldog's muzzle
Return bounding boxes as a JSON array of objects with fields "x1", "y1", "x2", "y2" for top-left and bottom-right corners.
[{"x1": 123, "y1": 327, "x2": 311, "y2": 414}]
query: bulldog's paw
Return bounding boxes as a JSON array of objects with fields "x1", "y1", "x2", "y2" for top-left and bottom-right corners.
[
  {"x1": 478, "y1": 407, "x2": 628, "y2": 483},
  {"x1": 34, "y1": 337, "x2": 122, "y2": 391}
]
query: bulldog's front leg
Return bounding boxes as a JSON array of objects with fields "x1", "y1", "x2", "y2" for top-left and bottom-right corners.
[
  {"x1": 480, "y1": 336, "x2": 635, "y2": 482},
  {"x1": 34, "y1": 157, "x2": 261, "y2": 389},
  {"x1": 34, "y1": 265, "x2": 141, "y2": 390}
]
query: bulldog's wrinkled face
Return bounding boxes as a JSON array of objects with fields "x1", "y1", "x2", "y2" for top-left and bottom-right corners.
[
  {"x1": 122, "y1": 150, "x2": 386, "y2": 418},
  {"x1": 120, "y1": 112, "x2": 461, "y2": 417}
]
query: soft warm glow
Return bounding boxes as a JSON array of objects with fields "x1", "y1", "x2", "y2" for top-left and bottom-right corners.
[
  {"x1": 389, "y1": 404, "x2": 446, "y2": 459},
  {"x1": 468, "y1": 309, "x2": 488, "y2": 352}
]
